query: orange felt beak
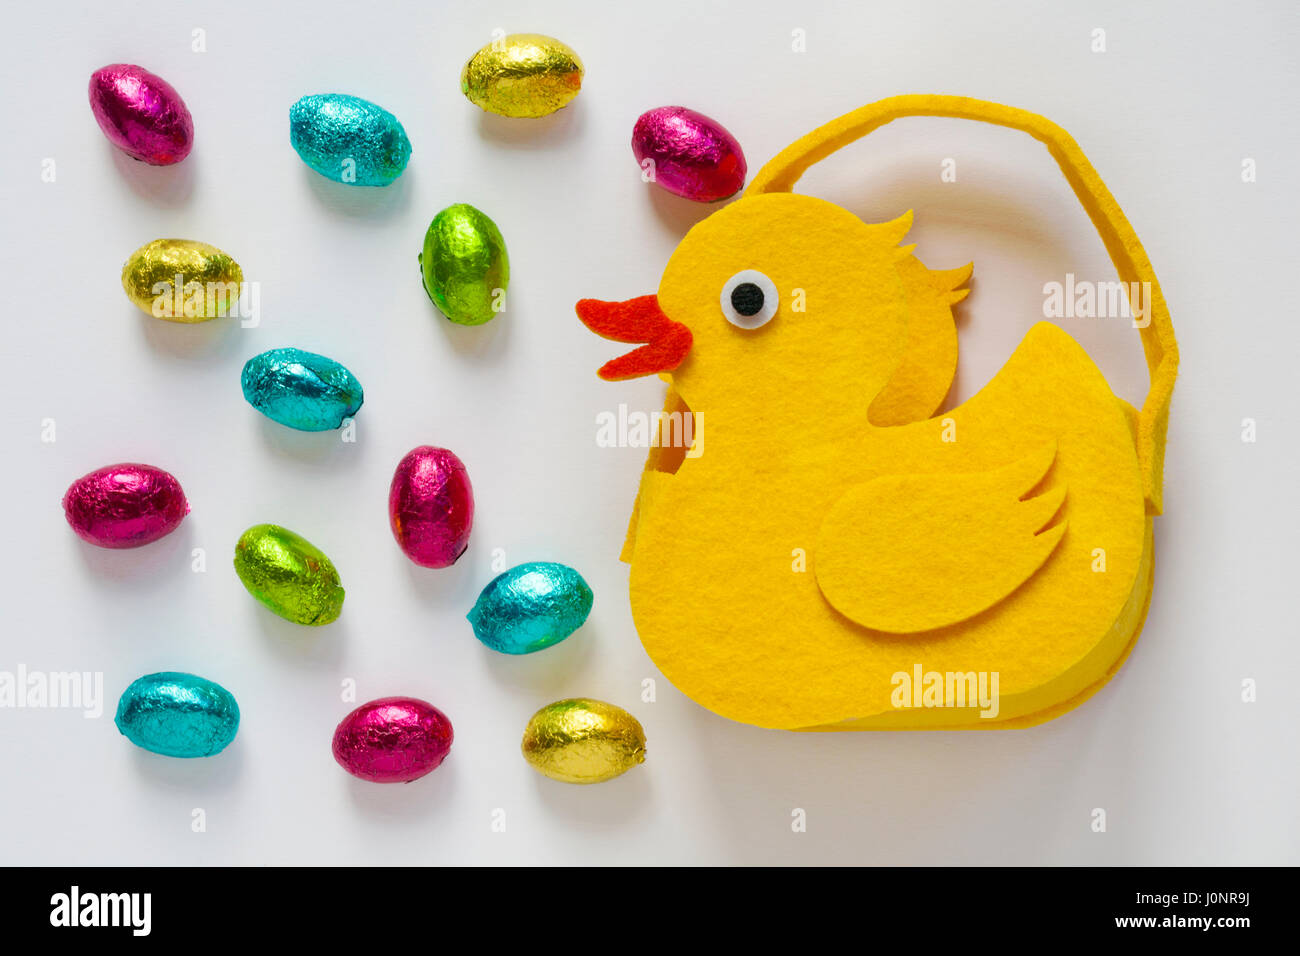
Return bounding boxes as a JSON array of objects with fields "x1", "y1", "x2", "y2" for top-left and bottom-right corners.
[{"x1": 575, "y1": 295, "x2": 693, "y2": 381}]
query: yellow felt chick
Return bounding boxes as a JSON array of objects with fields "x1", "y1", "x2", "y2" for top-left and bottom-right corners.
[{"x1": 576, "y1": 96, "x2": 1177, "y2": 731}]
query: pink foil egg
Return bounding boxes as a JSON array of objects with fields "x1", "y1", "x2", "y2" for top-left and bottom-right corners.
[
  {"x1": 88, "y1": 63, "x2": 194, "y2": 165},
  {"x1": 332, "y1": 697, "x2": 454, "y2": 783},
  {"x1": 62, "y1": 463, "x2": 189, "y2": 549},
  {"x1": 632, "y1": 105, "x2": 747, "y2": 202},
  {"x1": 389, "y1": 446, "x2": 474, "y2": 568}
]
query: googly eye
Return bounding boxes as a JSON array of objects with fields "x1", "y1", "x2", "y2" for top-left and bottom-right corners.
[{"x1": 720, "y1": 270, "x2": 779, "y2": 329}]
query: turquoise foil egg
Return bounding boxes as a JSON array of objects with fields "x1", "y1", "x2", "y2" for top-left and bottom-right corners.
[
  {"x1": 289, "y1": 93, "x2": 411, "y2": 186},
  {"x1": 115, "y1": 672, "x2": 240, "y2": 758},
  {"x1": 468, "y1": 562, "x2": 594, "y2": 654},
  {"x1": 241, "y1": 347, "x2": 363, "y2": 431}
]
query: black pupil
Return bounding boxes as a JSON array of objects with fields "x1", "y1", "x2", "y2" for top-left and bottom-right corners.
[{"x1": 730, "y1": 282, "x2": 765, "y2": 317}]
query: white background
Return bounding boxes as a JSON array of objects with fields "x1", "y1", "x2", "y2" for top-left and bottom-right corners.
[{"x1": 1, "y1": 0, "x2": 1296, "y2": 865}]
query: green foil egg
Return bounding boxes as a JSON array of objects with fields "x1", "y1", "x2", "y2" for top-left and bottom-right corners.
[
  {"x1": 233, "y1": 524, "x2": 344, "y2": 625},
  {"x1": 419, "y1": 203, "x2": 509, "y2": 326}
]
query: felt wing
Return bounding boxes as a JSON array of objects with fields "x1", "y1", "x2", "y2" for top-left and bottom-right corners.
[{"x1": 815, "y1": 441, "x2": 1067, "y2": 633}]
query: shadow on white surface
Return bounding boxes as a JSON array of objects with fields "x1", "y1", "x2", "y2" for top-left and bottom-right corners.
[
  {"x1": 138, "y1": 309, "x2": 241, "y2": 360},
  {"x1": 72, "y1": 522, "x2": 191, "y2": 590},
  {"x1": 475, "y1": 101, "x2": 584, "y2": 149},
  {"x1": 481, "y1": 625, "x2": 595, "y2": 694},
  {"x1": 645, "y1": 183, "x2": 732, "y2": 239},
  {"x1": 344, "y1": 751, "x2": 458, "y2": 821},
  {"x1": 251, "y1": 604, "x2": 347, "y2": 669},
  {"x1": 678, "y1": 683, "x2": 1121, "y2": 865},
  {"x1": 403, "y1": 555, "x2": 478, "y2": 605},
  {"x1": 255, "y1": 414, "x2": 363, "y2": 468},
  {"x1": 300, "y1": 165, "x2": 412, "y2": 220},
  {"x1": 109, "y1": 147, "x2": 196, "y2": 207},
  {"x1": 433, "y1": 308, "x2": 512, "y2": 364},
  {"x1": 531, "y1": 759, "x2": 652, "y2": 825},
  {"x1": 129, "y1": 737, "x2": 245, "y2": 793}
]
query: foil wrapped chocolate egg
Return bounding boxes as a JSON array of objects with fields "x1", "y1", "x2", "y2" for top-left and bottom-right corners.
[
  {"x1": 234, "y1": 524, "x2": 344, "y2": 626},
  {"x1": 88, "y1": 63, "x2": 194, "y2": 165},
  {"x1": 522, "y1": 698, "x2": 646, "y2": 784},
  {"x1": 468, "y1": 562, "x2": 593, "y2": 654},
  {"x1": 461, "y1": 34, "x2": 583, "y2": 118},
  {"x1": 121, "y1": 238, "x2": 244, "y2": 322},
  {"x1": 419, "y1": 203, "x2": 509, "y2": 326},
  {"x1": 632, "y1": 106, "x2": 747, "y2": 202},
  {"x1": 115, "y1": 672, "x2": 239, "y2": 758},
  {"x1": 241, "y1": 348, "x2": 363, "y2": 432},
  {"x1": 389, "y1": 446, "x2": 474, "y2": 568},
  {"x1": 63, "y1": 463, "x2": 188, "y2": 549},
  {"x1": 332, "y1": 697, "x2": 454, "y2": 783},
  {"x1": 289, "y1": 93, "x2": 411, "y2": 187}
]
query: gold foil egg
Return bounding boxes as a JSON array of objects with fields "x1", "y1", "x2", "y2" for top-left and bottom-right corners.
[
  {"x1": 461, "y1": 34, "x2": 583, "y2": 118},
  {"x1": 122, "y1": 238, "x2": 243, "y2": 322},
  {"x1": 521, "y1": 698, "x2": 646, "y2": 784}
]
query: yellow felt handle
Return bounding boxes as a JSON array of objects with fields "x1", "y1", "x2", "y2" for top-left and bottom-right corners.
[{"x1": 746, "y1": 95, "x2": 1177, "y2": 514}]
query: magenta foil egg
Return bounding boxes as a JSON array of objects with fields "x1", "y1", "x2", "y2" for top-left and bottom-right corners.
[
  {"x1": 62, "y1": 463, "x2": 189, "y2": 549},
  {"x1": 632, "y1": 105, "x2": 747, "y2": 202},
  {"x1": 332, "y1": 697, "x2": 454, "y2": 783},
  {"x1": 88, "y1": 64, "x2": 194, "y2": 165},
  {"x1": 389, "y1": 446, "x2": 474, "y2": 569}
]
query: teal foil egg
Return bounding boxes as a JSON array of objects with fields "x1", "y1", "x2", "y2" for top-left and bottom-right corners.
[
  {"x1": 468, "y1": 562, "x2": 594, "y2": 654},
  {"x1": 241, "y1": 347, "x2": 363, "y2": 431},
  {"x1": 289, "y1": 93, "x2": 411, "y2": 187},
  {"x1": 115, "y1": 672, "x2": 240, "y2": 758}
]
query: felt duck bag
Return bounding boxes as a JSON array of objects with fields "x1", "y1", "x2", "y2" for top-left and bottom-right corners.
[{"x1": 577, "y1": 96, "x2": 1178, "y2": 730}]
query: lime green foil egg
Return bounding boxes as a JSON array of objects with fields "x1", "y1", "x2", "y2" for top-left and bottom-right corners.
[
  {"x1": 233, "y1": 524, "x2": 344, "y2": 625},
  {"x1": 419, "y1": 203, "x2": 509, "y2": 326}
]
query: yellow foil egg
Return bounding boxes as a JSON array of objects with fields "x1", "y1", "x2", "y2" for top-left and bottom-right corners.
[
  {"x1": 121, "y1": 238, "x2": 244, "y2": 322},
  {"x1": 461, "y1": 33, "x2": 583, "y2": 118},
  {"x1": 521, "y1": 698, "x2": 646, "y2": 784}
]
